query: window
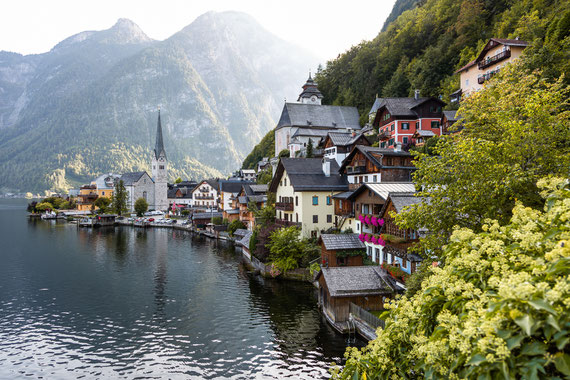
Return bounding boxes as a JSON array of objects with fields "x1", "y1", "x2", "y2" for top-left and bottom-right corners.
[
  {"x1": 296, "y1": 213, "x2": 299, "y2": 222},
  {"x1": 466, "y1": 79, "x2": 469, "y2": 87},
  {"x1": 313, "y1": 215, "x2": 318, "y2": 223},
  {"x1": 390, "y1": 124, "x2": 394, "y2": 131},
  {"x1": 389, "y1": 138, "x2": 394, "y2": 146},
  {"x1": 373, "y1": 175, "x2": 377, "y2": 182},
  {"x1": 431, "y1": 121, "x2": 440, "y2": 129},
  {"x1": 380, "y1": 142, "x2": 386, "y2": 148},
  {"x1": 363, "y1": 204, "x2": 369, "y2": 214},
  {"x1": 402, "y1": 122, "x2": 409, "y2": 130},
  {"x1": 326, "y1": 196, "x2": 331, "y2": 205},
  {"x1": 159, "y1": 165, "x2": 164, "y2": 170},
  {"x1": 327, "y1": 214, "x2": 332, "y2": 223},
  {"x1": 312, "y1": 196, "x2": 318, "y2": 205},
  {"x1": 102, "y1": 191, "x2": 105, "y2": 196},
  {"x1": 375, "y1": 248, "x2": 380, "y2": 263},
  {"x1": 339, "y1": 199, "x2": 343, "y2": 209},
  {"x1": 295, "y1": 196, "x2": 298, "y2": 206},
  {"x1": 284, "y1": 178, "x2": 287, "y2": 186},
  {"x1": 383, "y1": 251, "x2": 388, "y2": 263},
  {"x1": 153, "y1": 165, "x2": 156, "y2": 169},
  {"x1": 143, "y1": 191, "x2": 147, "y2": 201},
  {"x1": 403, "y1": 137, "x2": 408, "y2": 144}
]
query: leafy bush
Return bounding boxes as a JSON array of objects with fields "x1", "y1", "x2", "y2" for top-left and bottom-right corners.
[
  {"x1": 134, "y1": 197, "x2": 148, "y2": 217},
  {"x1": 35, "y1": 202, "x2": 54, "y2": 212},
  {"x1": 228, "y1": 220, "x2": 246, "y2": 236},
  {"x1": 181, "y1": 209, "x2": 190, "y2": 216},
  {"x1": 335, "y1": 177, "x2": 570, "y2": 379},
  {"x1": 211, "y1": 216, "x2": 223, "y2": 225}
]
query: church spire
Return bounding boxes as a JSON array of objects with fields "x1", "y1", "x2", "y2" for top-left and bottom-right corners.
[{"x1": 154, "y1": 108, "x2": 166, "y2": 160}]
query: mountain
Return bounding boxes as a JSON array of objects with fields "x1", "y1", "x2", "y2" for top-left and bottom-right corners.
[
  {"x1": 314, "y1": 0, "x2": 570, "y2": 122},
  {"x1": 0, "y1": 12, "x2": 318, "y2": 193}
]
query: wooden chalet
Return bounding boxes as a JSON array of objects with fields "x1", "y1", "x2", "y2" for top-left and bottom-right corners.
[
  {"x1": 339, "y1": 145, "x2": 415, "y2": 190},
  {"x1": 321, "y1": 131, "x2": 369, "y2": 166},
  {"x1": 319, "y1": 234, "x2": 365, "y2": 267}
]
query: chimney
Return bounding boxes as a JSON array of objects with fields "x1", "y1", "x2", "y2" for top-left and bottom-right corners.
[
  {"x1": 414, "y1": 89, "x2": 420, "y2": 100},
  {"x1": 322, "y1": 158, "x2": 331, "y2": 177},
  {"x1": 394, "y1": 142, "x2": 402, "y2": 152}
]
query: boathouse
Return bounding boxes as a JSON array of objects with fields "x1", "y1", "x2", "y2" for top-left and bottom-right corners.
[{"x1": 316, "y1": 266, "x2": 396, "y2": 333}]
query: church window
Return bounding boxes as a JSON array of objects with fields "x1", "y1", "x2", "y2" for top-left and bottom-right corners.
[
  {"x1": 153, "y1": 165, "x2": 156, "y2": 169},
  {"x1": 143, "y1": 191, "x2": 147, "y2": 201},
  {"x1": 159, "y1": 165, "x2": 165, "y2": 170}
]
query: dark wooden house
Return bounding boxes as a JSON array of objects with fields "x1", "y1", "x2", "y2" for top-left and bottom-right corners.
[{"x1": 319, "y1": 234, "x2": 365, "y2": 267}]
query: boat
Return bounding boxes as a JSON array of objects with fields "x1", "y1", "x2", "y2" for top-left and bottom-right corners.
[
  {"x1": 41, "y1": 211, "x2": 57, "y2": 220},
  {"x1": 79, "y1": 214, "x2": 116, "y2": 228}
]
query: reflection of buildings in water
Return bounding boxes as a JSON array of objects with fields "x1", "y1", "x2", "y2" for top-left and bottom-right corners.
[{"x1": 153, "y1": 229, "x2": 168, "y2": 324}]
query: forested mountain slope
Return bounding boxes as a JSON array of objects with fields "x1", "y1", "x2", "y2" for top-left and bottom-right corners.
[{"x1": 315, "y1": 0, "x2": 570, "y2": 124}]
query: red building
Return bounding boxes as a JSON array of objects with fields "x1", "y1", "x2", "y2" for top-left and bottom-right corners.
[{"x1": 370, "y1": 91, "x2": 446, "y2": 149}]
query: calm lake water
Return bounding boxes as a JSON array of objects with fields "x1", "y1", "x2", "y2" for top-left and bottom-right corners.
[{"x1": 0, "y1": 199, "x2": 363, "y2": 379}]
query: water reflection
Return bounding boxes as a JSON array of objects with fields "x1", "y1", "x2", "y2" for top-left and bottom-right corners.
[{"x1": 1, "y1": 200, "x2": 363, "y2": 379}]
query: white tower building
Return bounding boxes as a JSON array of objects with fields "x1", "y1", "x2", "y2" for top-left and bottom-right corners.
[{"x1": 151, "y1": 109, "x2": 169, "y2": 211}]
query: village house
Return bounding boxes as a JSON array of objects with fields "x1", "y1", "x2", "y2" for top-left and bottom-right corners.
[
  {"x1": 76, "y1": 173, "x2": 121, "y2": 211},
  {"x1": 218, "y1": 180, "x2": 253, "y2": 214},
  {"x1": 339, "y1": 145, "x2": 415, "y2": 190},
  {"x1": 256, "y1": 157, "x2": 271, "y2": 172},
  {"x1": 375, "y1": 192, "x2": 424, "y2": 275},
  {"x1": 322, "y1": 131, "x2": 370, "y2": 166},
  {"x1": 453, "y1": 38, "x2": 529, "y2": 102},
  {"x1": 371, "y1": 92, "x2": 446, "y2": 149},
  {"x1": 319, "y1": 234, "x2": 365, "y2": 268},
  {"x1": 239, "y1": 169, "x2": 257, "y2": 182},
  {"x1": 167, "y1": 180, "x2": 197, "y2": 211},
  {"x1": 269, "y1": 157, "x2": 349, "y2": 238},
  {"x1": 236, "y1": 184, "x2": 268, "y2": 230},
  {"x1": 274, "y1": 75, "x2": 361, "y2": 157},
  {"x1": 191, "y1": 179, "x2": 219, "y2": 211},
  {"x1": 316, "y1": 266, "x2": 397, "y2": 334},
  {"x1": 349, "y1": 183, "x2": 416, "y2": 262}
]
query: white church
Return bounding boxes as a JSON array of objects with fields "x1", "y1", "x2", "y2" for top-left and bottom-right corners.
[{"x1": 120, "y1": 110, "x2": 169, "y2": 212}]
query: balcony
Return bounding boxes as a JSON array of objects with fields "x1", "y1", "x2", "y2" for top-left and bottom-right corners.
[
  {"x1": 478, "y1": 69, "x2": 500, "y2": 84},
  {"x1": 347, "y1": 165, "x2": 366, "y2": 175},
  {"x1": 199, "y1": 188, "x2": 210, "y2": 193},
  {"x1": 194, "y1": 195, "x2": 214, "y2": 200},
  {"x1": 378, "y1": 130, "x2": 391, "y2": 141},
  {"x1": 478, "y1": 49, "x2": 510, "y2": 70},
  {"x1": 275, "y1": 219, "x2": 301, "y2": 227},
  {"x1": 275, "y1": 201, "x2": 294, "y2": 211}
]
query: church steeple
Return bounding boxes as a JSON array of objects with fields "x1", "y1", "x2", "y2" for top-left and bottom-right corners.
[
  {"x1": 297, "y1": 71, "x2": 323, "y2": 104},
  {"x1": 154, "y1": 109, "x2": 166, "y2": 160}
]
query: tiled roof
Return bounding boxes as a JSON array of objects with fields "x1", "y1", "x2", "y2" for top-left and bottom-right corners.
[
  {"x1": 443, "y1": 110, "x2": 458, "y2": 121},
  {"x1": 332, "y1": 190, "x2": 354, "y2": 199},
  {"x1": 455, "y1": 59, "x2": 477, "y2": 73},
  {"x1": 375, "y1": 97, "x2": 444, "y2": 118},
  {"x1": 233, "y1": 229, "x2": 249, "y2": 238},
  {"x1": 340, "y1": 145, "x2": 412, "y2": 173},
  {"x1": 318, "y1": 266, "x2": 395, "y2": 297},
  {"x1": 369, "y1": 97, "x2": 385, "y2": 115},
  {"x1": 248, "y1": 184, "x2": 268, "y2": 194},
  {"x1": 120, "y1": 172, "x2": 148, "y2": 185},
  {"x1": 219, "y1": 180, "x2": 252, "y2": 193},
  {"x1": 327, "y1": 132, "x2": 364, "y2": 146},
  {"x1": 276, "y1": 103, "x2": 361, "y2": 131},
  {"x1": 320, "y1": 234, "x2": 365, "y2": 250},
  {"x1": 270, "y1": 158, "x2": 349, "y2": 192},
  {"x1": 351, "y1": 183, "x2": 416, "y2": 201},
  {"x1": 291, "y1": 128, "x2": 331, "y2": 138},
  {"x1": 389, "y1": 192, "x2": 424, "y2": 213},
  {"x1": 192, "y1": 212, "x2": 223, "y2": 220}
]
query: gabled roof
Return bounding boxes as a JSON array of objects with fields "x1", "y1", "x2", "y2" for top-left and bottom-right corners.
[
  {"x1": 475, "y1": 38, "x2": 529, "y2": 62},
  {"x1": 320, "y1": 234, "x2": 365, "y2": 250},
  {"x1": 326, "y1": 132, "x2": 367, "y2": 147},
  {"x1": 317, "y1": 266, "x2": 395, "y2": 297},
  {"x1": 373, "y1": 97, "x2": 446, "y2": 120},
  {"x1": 276, "y1": 103, "x2": 361, "y2": 131},
  {"x1": 389, "y1": 192, "x2": 424, "y2": 213},
  {"x1": 120, "y1": 171, "x2": 150, "y2": 186},
  {"x1": 248, "y1": 184, "x2": 268, "y2": 194},
  {"x1": 369, "y1": 97, "x2": 385, "y2": 115},
  {"x1": 442, "y1": 110, "x2": 458, "y2": 122},
  {"x1": 219, "y1": 180, "x2": 253, "y2": 193},
  {"x1": 269, "y1": 158, "x2": 349, "y2": 193},
  {"x1": 332, "y1": 190, "x2": 354, "y2": 200},
  {"x1": 339, "y1": 145, "x2": 412, "y2": 172},
  {"x1": 455, "y1": 60, "x2": 477, "y2": 74},
  {"x1": 348, "y1": 183, "x2": 416, "y2": 201}
]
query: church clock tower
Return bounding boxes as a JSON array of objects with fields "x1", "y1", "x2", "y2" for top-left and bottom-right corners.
[
  {"x1": 297, "y1": 72, "x2": 323, "y2": 104},
  {"x1": 152, "y1": 109, "x2": 168, "y2": 211}
]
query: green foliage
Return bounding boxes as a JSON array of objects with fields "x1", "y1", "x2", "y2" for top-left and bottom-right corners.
[
  {"x1": 111, "y1": 180, "x2": 128, "y2": 216},
  {"x1": 222, "y1": 218, "x2": 229, "y2": 225},
  {"x1": 336, "y1": 177, "x2": 570, "y2": 379},
  {"x1": 315, "y1": 0, "x2": 567, "y2": 116},
  {"x1": 248, "y1": 229, "x2": 258, "y2": 253},
  {"x1": 94, "y1": 197, "x2": 112, "y2": 214},
  {"x1": 268, "y1": 227, "x2": 320, "y2": 272},
  {"x1": 256, "y1": 167, "x2": 272, "y2": 185},
  {"x1": 134, "y1": 197, "x2": 148, "y2": 217},
  {"x1": 396, "y1": 64, "x2": 570, "y2": 257},
  {"x1": 228, "y1": 220, "x2": 246, "y2": 236},
  {"x1": 306, "y1": 138, "x2": 314, "y2": 158},
  {"x1": 247, "y1": 192, "x2": 275, "y2": 228},
  {"x1": 211, "y1": 216, "x2": 223, "y2": 225},
  {"x1": 174, "y1": 177, "x2": 182, "y2": 184},
  {"x1": 278, "y1": 149, "x2": 290, "y2": 158},
  {"x1": 409, "y1": 135, "x2": 440, "y2": 155},
  {"x1": 181, "y1": 209, "x2": 190, "y2": 216},
  {"x1": 35, "y1": 202, "x2": 54, "y2": 212},
  {"x1": 242, "y1": 128, "x2": 275, "y2": 169},
  {"x1": 404, "y1": 260, "x2": 434, "y2": 298},
  {"x1": 309, "y1": 262, "x2": 321, "y2": 276}
]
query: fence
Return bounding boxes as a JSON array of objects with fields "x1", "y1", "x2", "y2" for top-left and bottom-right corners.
[{"x1": 349, "y1": 302, "x2": 385, "y2": 330}]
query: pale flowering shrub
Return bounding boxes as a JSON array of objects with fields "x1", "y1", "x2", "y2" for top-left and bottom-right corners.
[{"x1": 334, "y1": 178, "x2": 569, "y2": 379}]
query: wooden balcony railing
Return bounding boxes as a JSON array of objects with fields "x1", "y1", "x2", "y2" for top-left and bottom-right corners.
[
  {"x1": 478, "y1": 49, "x2": 510, "y2": 70},
  {"x1": 275, "y1": 219, "x2": 301, "y2": 227},
  {"x1": 275, "y1": 201, "x2": 294, "y2": 211}
]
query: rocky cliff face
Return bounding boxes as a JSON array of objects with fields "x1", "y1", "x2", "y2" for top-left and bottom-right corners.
[{"x1": 0, "y1": 12, "x2": 317, "y2": 192}]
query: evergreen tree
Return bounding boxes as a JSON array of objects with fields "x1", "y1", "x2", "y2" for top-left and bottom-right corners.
[
  {"x1": 306, "y1": 139, "x2": 314, "y2": 158},
  {"x1": 112, "y1": 180, "x2": 128, "y2": 216}
]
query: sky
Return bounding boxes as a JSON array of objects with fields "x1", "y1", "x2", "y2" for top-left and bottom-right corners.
[{"x1": 0, "y1": 0, "x2": 396, "y2": 62}]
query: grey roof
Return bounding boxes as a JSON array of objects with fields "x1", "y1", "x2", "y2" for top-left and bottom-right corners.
[
  {"x1": 414, "y1": 130, "x2": 436, "y2": 137},
  {"x1": 374, "y1": 97, "x2": 443, "y2": 118},
  {"x1": 248, "y1": 184, "x2": 268, "y2": 194},
  {"x1": 219, "y1": 180, "x2": 253, "y2": 193},
  {"x1": 238, "y1": 196, "x2": 248, "y2": 204},
  {"x1": 233, "y1": 229, "x2": 249, "y2": 238},
  {"x1": 389, "y1": 192, "x2": 424, "y2": 213},
  {"x1": 237, "y1": 230, "x2": 253, "y2": 248},
  {"x1": 318, "y1": 266, "x2": 395, "y2": 297},
  {"x1": 93, "y1": 173, "x2": 121, "y2": 190},
  {"x1": 340, "y1": 145, "x2": 412, "y2": 172},
  {"x1": 369, "y1": 97, "x2": 385, "y2": 115},
  {"x1": 350, "y1": 183, "x2": 416, "y2": 201},
  {"x1": 120, "y1": 171, "x2": 149, "y2": 185},
  {"x1": 291, "y1": 128, "x2": 331, "y2": 138},
  {"x1": 332, "y1": 190, "x2": 354, "y2": 200},
  {"x1": 327, "y1": 132, "x2": 364, "y2": 146},
  {"x1": 154, "y1": 110, "x2": 167, "y2": 160},
  {"x1": 192, "y1": 212, "x2": 223, "y2": 220},
  {"x1": 297, "y1": 74, "x2": 324, "y2": 101},
  {"x1": 443, "y1": 110, "x2": 458, "y2": 121},
  {"x1": 167, "y1": 189, "x2": 178, "y2": 198},
  {"x1": 276, "y1": 103, "x2": 361, "y2": 131},
  {"x1": 320, "y1": 234, "x2": 365, "y2": 250},
  {"x1": 225, "y1": 209, "x2": 240, "y2": 215},
  {"x1": 270, "y1": 158, "x2": 349, "y2": 192}
]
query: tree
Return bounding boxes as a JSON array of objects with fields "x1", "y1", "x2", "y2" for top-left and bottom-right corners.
[
  {"x1": 174, "y1": 177, "x2": 182, "y2": 184},
  {"x1": 396, "y1": 64, "x2": 570, "y2": 257},
  {"x1": 256, "y1": 167, "x2": 273, "y2": 185},
  {"x1": 247, "y1": 192, "x2": 275, "y2": 228},
  {"x1": 268, "y1": 226, "x2": 305, "y2": 272},
  {"x1": 306, "y1": 138, "x2": 314, "y2": 158},
  {"x1": 111, "y1": 180, "x2": 128, "y2": 216},
  {"x1": 35, "y1": 202, "x2": 54, "y2": 212},
  {"x1": 134, "y1": 197, "x2": 148, "y2": 217},
  {"x1": 278, "y1": 149, "x2": 290, "y2": 158},
  {"x1": 228, "y1": 220, "x2": 246, "y2": 236},
  {"x1": 94, "y1": 197, "x2": 111, "y2": 214},
  {"x1": 335, "y1": 177, "x2": 570, "y2": 379}
]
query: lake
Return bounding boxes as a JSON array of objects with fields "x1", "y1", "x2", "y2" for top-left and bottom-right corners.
[{"x1": 0, "y1": 199, "x2": 363, "y2": 379}]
